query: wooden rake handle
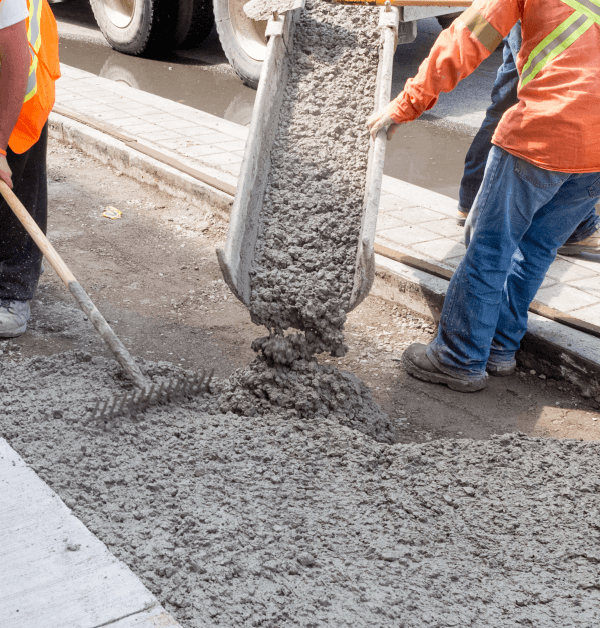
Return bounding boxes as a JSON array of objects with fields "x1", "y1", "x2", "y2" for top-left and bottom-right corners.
[{"x1": 0, "y1": 180, "x2": 149, "y2": 390}]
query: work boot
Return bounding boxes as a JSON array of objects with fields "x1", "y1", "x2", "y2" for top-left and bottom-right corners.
[
  {"x1": 0, "y1": 299, "x2": 31, "y2": 338},
  {"x1": 402, "y1": 343, "x2": 487, "y2": 392},
  {"x1": 457, "y1": 206, "x2": 470, "y2": 227},
  {"x1": 486, "y1": 358, "x2": 516, "y2": 377},
  {"x1": 558, "y1": 232, "x2": 600, "y2": 256}
]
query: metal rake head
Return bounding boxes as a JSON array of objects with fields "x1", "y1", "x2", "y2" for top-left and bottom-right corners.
[{"x1": 91, "y1": 368, "x2": 213, "y2": 422}]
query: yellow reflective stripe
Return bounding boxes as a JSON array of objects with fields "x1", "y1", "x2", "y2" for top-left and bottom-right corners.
[
  {"x1": 461, "y1": 7, "x2": 503, "y2": 53},
  {"x1": 520, "y1": 0, "x2": 598, "y2": 89},
  {"x1": 521, "y1": 15, "x2": 593, "y2": 87},
  {"x1": 561, "y1": 0, "x2": 600, "y2": 24},
  {"x1": 24, "y1": 0, "x2": 43, "y2": 103},
  {"x1": 30, "y1": 0, "x2": 42, "y2": 52}
]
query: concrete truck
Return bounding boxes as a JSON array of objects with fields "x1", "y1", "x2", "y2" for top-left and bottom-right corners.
[{"x1": 89, "y1": 0, "x2": 462, "y2": 88}]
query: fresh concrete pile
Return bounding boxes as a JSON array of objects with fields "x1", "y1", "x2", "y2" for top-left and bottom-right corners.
[
  {"x1": 249, "y1": 0, "x2": 380, "y2": 360},
  {"x1": 216, "y1": 354, "x2": 396, "y2": 443},
  {"x1": 2, "y1": 351, "x2": 600, "y2": 628},
  {"x1": 222, "y1": 0, "x2": 387, "y2": 429}
]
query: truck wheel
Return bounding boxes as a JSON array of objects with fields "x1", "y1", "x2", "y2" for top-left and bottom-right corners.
[
  {"x1": 90, "y1": 0, "x2": 212, "y2": 56},
  {"x1": 176, "y1": 0, "x2": 214, "y2": 49},
  {"x1": 436, "y1": 13, "x2": 462, "y2": 30},
  {"x1": 214, "y1": 0, "x2": 268, "y2": 89},
  {"x1": 90, "y1": 0, "x2": 178, "y2": 56}
]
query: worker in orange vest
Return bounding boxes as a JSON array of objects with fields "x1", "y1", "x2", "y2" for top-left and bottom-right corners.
[
  {"x1": 0, "y1": 0, "x2": 60, "y2": 338},
  {"x1": 368, "y1": 0, "x2": 600, "y2": 392}
]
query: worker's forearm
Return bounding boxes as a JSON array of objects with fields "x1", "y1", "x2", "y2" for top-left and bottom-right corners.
[
  {"x1": 0, "y1": 20, "x2": 30, "y2": 151},
  {"x1": 389, "y1": 2, "x2": 519, "y2": 124}
]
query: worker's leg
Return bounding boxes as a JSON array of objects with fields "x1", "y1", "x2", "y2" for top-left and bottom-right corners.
[
  {"x1": 457, "y1": 24, "x2": 521, "y2": 224},
  {"x1": 489, "y1": 176, "x2": 600, "y2": 367},
  {"x1": 426, "y1": 147, "x2": 575, "y2": 381},
  {"x1": 0, "y1": 123, "x2": 48, "y2": 301}
]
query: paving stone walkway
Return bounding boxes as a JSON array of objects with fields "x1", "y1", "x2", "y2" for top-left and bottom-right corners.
[{"x1": 57, "y1": 64, "x2": 600, "y2": 324}]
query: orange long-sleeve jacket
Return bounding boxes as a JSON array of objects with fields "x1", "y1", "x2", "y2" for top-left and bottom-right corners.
[{"x1": 389, "y1": 0, "x2": 600, "y2": 173}]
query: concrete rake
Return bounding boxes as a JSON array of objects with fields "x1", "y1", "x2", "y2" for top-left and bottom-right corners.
[{"x1": 0, "y1": 181, "x2": 212, "y2": 422}]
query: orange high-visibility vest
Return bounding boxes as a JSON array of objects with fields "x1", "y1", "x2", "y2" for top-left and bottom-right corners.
[{"x1": 9, "y1": 0, "x2": 60, "y2": 154}]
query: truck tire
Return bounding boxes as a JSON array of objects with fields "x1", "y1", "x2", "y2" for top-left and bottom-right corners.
[
  {"x1": 176, "y1": 0, "x2": 214, "y2": 49},
  {"x1": 90, "y1": 0, "x2": 212, "y2": 56},
  {"x1": 436, "y1": 13, "x2": 462, "y2": 30},
  {"x1": 214, "y1": 0, "x2": 268, "y2": 89},
  {"x1": 90, "y1": 0, "x2": 178, "y2": 56}
]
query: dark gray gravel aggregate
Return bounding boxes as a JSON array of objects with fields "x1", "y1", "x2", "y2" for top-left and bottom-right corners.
[{"x1": 2, "y1": 352, "x2": 600, "y2": 627}]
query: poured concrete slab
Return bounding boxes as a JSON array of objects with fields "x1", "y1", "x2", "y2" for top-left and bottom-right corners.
[{"x1": 0, "y1": 439, "x2": 181, "y2": 628}]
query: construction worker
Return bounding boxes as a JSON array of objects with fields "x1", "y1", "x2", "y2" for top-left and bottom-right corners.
[
  {"x1": 0, "y1": 0, "x2": 60, "y2": 338},
  {"x1": 457, "y1": 22, "x2": 600, "y2": 255},
  {"x1": 367, "y1": 0, "x2": 600, "y2": 392}
]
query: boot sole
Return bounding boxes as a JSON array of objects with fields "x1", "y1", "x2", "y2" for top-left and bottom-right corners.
[
  {"x1": 486, "y1": 366, "x2": 515, "y2": 377},
  {"x1": 402, "y1": 353, "x2": 486, "y2": 392},
  {"x1": 0, "y1": 323, "x2": 27, "y2": 338}
]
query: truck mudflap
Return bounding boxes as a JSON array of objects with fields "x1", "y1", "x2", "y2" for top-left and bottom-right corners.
[{"x1": 217, "y1": 3, "x2": 399, "y2": 312}]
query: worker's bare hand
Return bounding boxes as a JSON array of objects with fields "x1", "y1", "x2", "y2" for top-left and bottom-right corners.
[
  {"x1": 0, "y1": 153, "x2": 13, "y2": 189},
  {"x1": 366, "y1": 108, "x2": 399, "y2": 141}
]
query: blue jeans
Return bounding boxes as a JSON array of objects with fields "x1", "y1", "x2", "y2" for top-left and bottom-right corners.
[
  {"x1": 458, "y1": 24, "x2": 600, "y2": 245},
  {"x1": 429, "y1": 146, "x2": 600, "y2": 380}
]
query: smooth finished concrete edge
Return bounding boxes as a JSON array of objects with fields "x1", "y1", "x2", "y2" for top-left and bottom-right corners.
[
  {"x1": 0, "y1": 439, "x2": 182, "y2": 628},
  {"x1": 48, "y1": 112, "x2": 234, "y2": 222},
  {"x1": 49, "y1": 109, "x2": 600, "y2": 398}
]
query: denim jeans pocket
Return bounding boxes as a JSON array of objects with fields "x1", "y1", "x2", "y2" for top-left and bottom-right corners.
[
  {"x1": 587, "y1": 175, "x2": 600, "y2": 198},
  {"x1": 514, "y1": 158, "x2": 570, "y2": 189}
]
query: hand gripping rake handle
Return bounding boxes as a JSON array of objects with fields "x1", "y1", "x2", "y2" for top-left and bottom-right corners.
[{"x1": 0, "y1": 180, "x2": 150, "y2": 391}]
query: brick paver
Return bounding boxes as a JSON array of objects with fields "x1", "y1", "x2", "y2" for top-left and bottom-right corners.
[{"x1": 55, "y1": 63, "x2": 600, "y2": 322}]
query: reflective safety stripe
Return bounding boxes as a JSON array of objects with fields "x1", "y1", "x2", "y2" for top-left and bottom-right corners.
[
  {"x1": 521, "y1": 0, "x2": 600, "y2": 88},
  {"x1": 462, "y1": 7, "x2": 503, "y2": 52},
  {"x1": 24, "y1": 0, "x2": 43, "y2": 103}
]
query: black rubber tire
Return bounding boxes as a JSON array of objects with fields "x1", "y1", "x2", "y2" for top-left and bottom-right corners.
[
  {"x1": 213, "y1": 0, "x2": 263, "y2": 89},
  {"x1": 436, "y1": 13, "x2": 462, "y2": 30},
  {"x1": 175, "y1": 0, "x2": 215, "y2": 49},
  {"x1": 90, "y1": 0, "x2": 179, "y2": 57}
]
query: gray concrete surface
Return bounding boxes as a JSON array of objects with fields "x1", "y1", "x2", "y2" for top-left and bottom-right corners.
[
  {"x1": 2, "y1": 353, "x2": 600, "y2": 627},
  {"x1": 0, "y1": 438, "x2": 180, "y2": 628}
]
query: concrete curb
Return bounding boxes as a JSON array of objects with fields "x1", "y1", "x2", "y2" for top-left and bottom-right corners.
[
  {"x1": 49, "y1": 107, "x2": 600, "y2": 398},
  {"x1": 48, "y1": 112, "x2": 234, "y2": 222}
]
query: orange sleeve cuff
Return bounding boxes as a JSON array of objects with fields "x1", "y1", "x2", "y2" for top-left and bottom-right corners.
[{"x1": 388, "y1": 92, "x2": 421, "y2": 125}]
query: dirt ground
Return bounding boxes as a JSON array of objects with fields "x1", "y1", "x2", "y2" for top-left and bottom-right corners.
[{"x1": 6, "y1": 138, "x2": 600, "y2": 444}]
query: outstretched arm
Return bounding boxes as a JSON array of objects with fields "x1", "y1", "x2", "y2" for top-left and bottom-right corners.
[{"x1": 368, "y1": 0, "x2": 520, "y2": 139}]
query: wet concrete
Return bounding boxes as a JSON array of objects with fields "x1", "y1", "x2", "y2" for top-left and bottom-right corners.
[{"x1": 54, "y1": 0, "x2": 478, "y2": 199}]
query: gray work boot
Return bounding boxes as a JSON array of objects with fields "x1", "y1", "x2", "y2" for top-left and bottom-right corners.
[
  {"x1": 558, "y1": 232, "x2": 600, "y2": 256},
  {"x1": 486, "y1": 358, "x2": 517, "y2": 377},
  {"x1": 0, "y1": 299, "x2": 31, "y2": 338},
  {"x1": 457, "y1": 206, "x2": 470, "y2": 227},
  {"x1": 402, "y1": 343, "x2": 487, "y2": 392}
]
